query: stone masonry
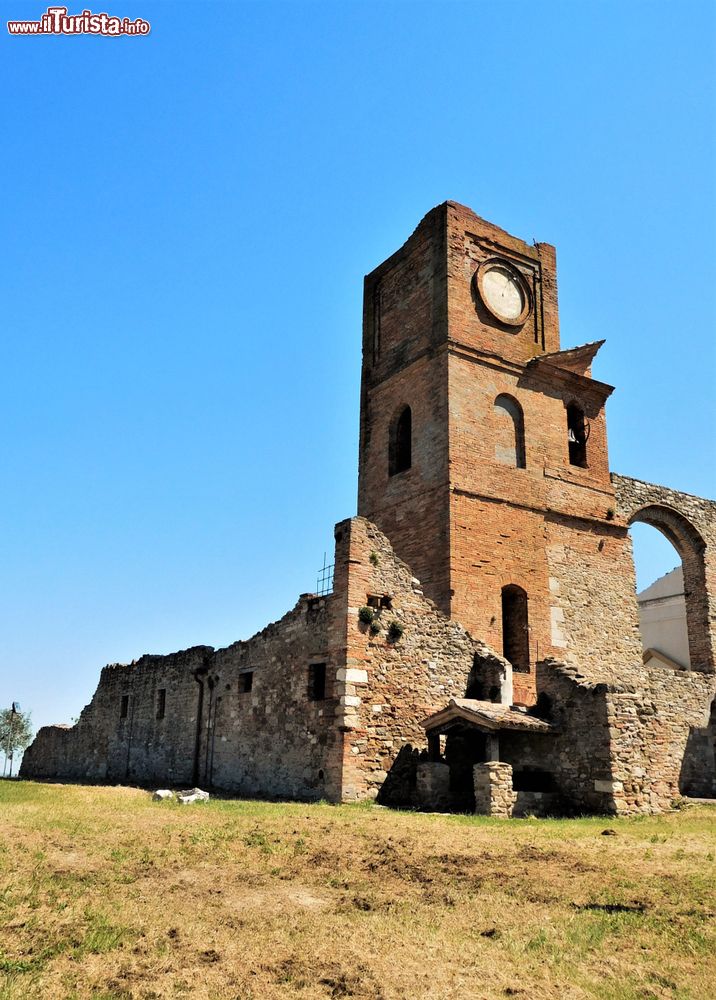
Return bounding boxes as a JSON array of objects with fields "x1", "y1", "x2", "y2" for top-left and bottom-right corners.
[
  {"x1": 473, "y1": 762, "x2": 515, "y2": 817},
  {"x1": 22, "y1": 202, "x2": 716, "y2": 815}
]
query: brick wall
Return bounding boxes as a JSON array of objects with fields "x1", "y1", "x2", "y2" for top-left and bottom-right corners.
[{"x1": 359, "y1": 201, "x2": 633, "y2": 705}]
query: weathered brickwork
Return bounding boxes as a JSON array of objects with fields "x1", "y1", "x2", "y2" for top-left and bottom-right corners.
[
  {"x1": 358, "y1": 202, "x2": 633, "y2": 706},
  {"x1": 22, "y1": 201, "x2": 716, "y2": 815}
]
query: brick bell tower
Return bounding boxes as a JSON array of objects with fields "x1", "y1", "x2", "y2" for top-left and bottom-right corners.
[{"x1": 358, "y1": 201, "x2": 639, "y2": 704}]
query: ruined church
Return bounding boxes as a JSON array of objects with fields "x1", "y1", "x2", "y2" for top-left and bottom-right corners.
[{"x1": 22, "y1": 202, "x2": 716, "y2": 816}]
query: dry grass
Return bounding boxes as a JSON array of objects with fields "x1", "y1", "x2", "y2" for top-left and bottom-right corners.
[{"x1": 0, "y1": 782, "x2": 714, "y2": 999}]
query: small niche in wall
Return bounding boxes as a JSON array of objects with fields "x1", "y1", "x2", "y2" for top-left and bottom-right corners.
[
  {"x1": 120, "y1": 694, "x2": 129, "y2": 719},
  {"x1": 155, "y1": 688, "x2": 166, "y2": 720},
  {"x1": 238, "y1": 671, "x2": 254, "y2": 694}
]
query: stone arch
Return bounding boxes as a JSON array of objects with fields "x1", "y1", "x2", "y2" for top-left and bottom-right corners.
[{"x1": 627, "y1": 503, "x2": 712, "y2": 673}]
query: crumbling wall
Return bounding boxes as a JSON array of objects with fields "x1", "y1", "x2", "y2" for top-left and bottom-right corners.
[
  {"x1": 533, "y1": 659, "x2": 616, "y2": 813},
  {"x1": 21, "y1": 598, "x2": 341, "y2": 800},
  {"x1": 21, "y1": 516, "x2": 491, "y2": 804},
  {"x1": 331, "y1": 517, "x2": 485, "y2": 801},
  {"x1": 604, "y1": 667, "x2": 716, "y2": 811},
  {"x1": 202, "y1": 594, "x2": 344, "y2": 801},
  {"x1": 21, "y1": 646, "x2": 211, "y2": 785},
  {"x1": 535, "y1": 657, "x2": 716, "y2": 814}
]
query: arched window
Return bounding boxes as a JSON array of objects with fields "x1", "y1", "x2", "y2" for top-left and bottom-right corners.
[
  {"x1": 566, "y1": 402, "x2": 588, "y2": 467},
  {"x1": 389, "y1": 405, "x2": 412, "y2": 476},
  {"x1": 494, "y1": 394, "x2": 525, "y2": 468},
  {"x1": 501, "y1": 584, "x2": 530, "y2": 673}
]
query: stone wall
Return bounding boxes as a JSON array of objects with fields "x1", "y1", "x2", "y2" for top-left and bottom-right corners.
[
  {"x1": 605, "y1": 668, "x2": 716, "y2": 811},
  {"x1": 535, "y1": 658, "x2": 624, "y2": 814},
  {"x1": 544, "y1": 515, "x2": 643, "y2": 678},
  {"x1": 21, "y1": 599, "x2": 342, "y2": 800},
  {"x1": 21, "y1": 646, "x2": 212, "y2": 786},
  {"x1": 534, "y1": 656, "x2": 716, "y2": 814}
]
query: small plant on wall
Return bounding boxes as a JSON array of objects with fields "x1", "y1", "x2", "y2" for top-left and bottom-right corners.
[
  {"x1": 369, "y1": 551, "x2": 380, "y2": 567},
  {"x1": 387, "y1": 620, "x2": 404, "y2": 643},
  {"x1": 369, "y1": 619, "x2": 382, "y2": 636},
  {"x1": 358, "y1": 606, "x2": 375, "y2": 626}
]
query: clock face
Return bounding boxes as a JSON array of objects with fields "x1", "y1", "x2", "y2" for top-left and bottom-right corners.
[{"x1": 476, "y1": 259, "x2": 531, "y2": 326}]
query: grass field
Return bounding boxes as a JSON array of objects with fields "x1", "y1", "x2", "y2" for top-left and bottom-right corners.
[{"x1": 0, "y1": 782, "x2": 714, "y2": 1000}]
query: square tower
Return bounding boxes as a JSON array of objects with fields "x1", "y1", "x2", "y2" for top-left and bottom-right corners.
[{"x1": 358, "y1": 201, "x2": 640, "y2": 702}]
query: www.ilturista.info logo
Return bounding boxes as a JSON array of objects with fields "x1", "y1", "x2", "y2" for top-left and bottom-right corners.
[{"x1": 8, "y1": 6, "x2": 150, "y2": 35}]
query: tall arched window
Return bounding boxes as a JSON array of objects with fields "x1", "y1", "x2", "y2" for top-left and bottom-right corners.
[
  {"x1": 494, "y1": 394, "x2": 526, "y2": 468},
  {"x1": 501, "y1": 584, "x2": 530, "y2": 673},
  {"x1": 389, "y1": 405, "x2": 412, "y2": 476},
  {"x1": 566, "y1": 402, "x2": 588, "y2": 467}
]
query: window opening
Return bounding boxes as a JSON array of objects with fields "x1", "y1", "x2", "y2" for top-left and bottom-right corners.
[
  {"x1": 501, "y1": 585, "x2": 530, "y2": 673},
  {"x1": 238, "y1": 671, "x2": 254, "y2": 694},
  {"x1": 567, "y1": 402, "x2": 589, "y2": 467},
  {"x1": 308, "y1": 663, "x2": 327, "y2": 701},
  {"x1": 389, "y1": 406, "x2": 412, "y2": 476}
]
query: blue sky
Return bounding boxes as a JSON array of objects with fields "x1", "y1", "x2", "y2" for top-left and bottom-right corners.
[{"x1": 1, "y1": 0, "x2": 714, "y2": 740}]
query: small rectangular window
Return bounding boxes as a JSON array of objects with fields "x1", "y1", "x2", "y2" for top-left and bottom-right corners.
[
  {"x1": 120, "y1": 694, "x2": 129, "y2": 719},
  {"x1": 238, "y1": 671, "x2": 253, "y2": 694},
  {"x1": 156, "y1": 688, "x2": 166, "y2": 720},
  {"x1": 367, "y1": 594, "x2": 392, "y2": 610},
  {"x1": 308, "y1": 663, "x2": 327, "y2": 701}
]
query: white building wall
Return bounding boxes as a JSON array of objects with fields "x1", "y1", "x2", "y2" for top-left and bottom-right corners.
[{"x1": 637, "y1": 566, "x2": 690, "y2": 668}]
